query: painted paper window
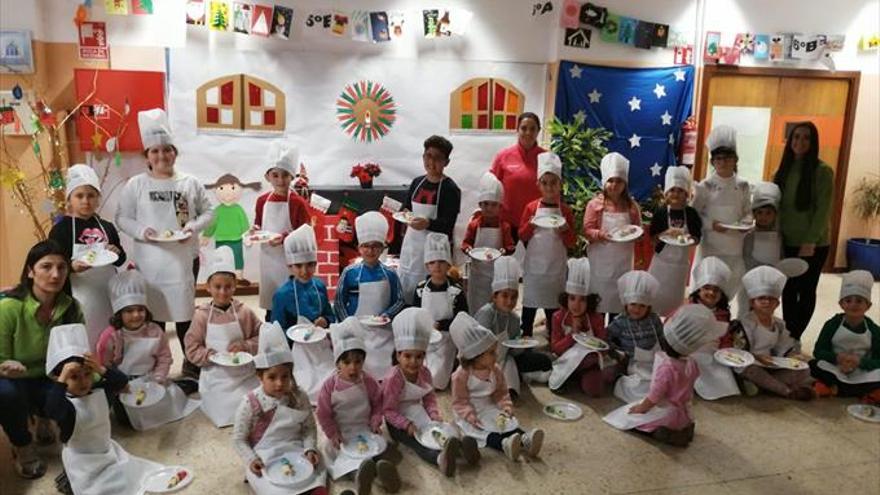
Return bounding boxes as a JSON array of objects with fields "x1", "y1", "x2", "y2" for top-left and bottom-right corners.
[
  {"x1": 449, "y1": 78, "x2": 524, "y2": 132},
  {"x1": 196, "y1": 74, "x2": 285, "y2": 132}
]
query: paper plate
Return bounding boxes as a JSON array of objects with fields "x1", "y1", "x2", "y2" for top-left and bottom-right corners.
[
  {"x1": 502, "y1": 337, "x2": 544, "y2": 349},
  {"x1": 341, "y1": 432, "x2": 386, "y2": 459},
  {"x1": 532, "y1": 214, "x2": 566, "y2": 229},
  {"x1": 286, "y1": 324, "x2": 328, "y2": 344},
  {"x1": 477, "y1": 410, "x2": 519, "y2": 433},
  {"x1": 847, "y1": 404, "x2": 880, "y2": 424},
  {"x1": 264, "y1": 453, "x2": 314, "y2": 488},
  {"x1": 718, "y1": 220, "x2": 755, "y2": 231},
  {"x1": 468, "y1": 247, "x2": 502, "y2": 262},
  {"x1": 767, "y1": 356, "x2": 809, "y2": 370},
  {"x1": 542, "y1": 401, "x2": 583, "y2": 421},
  {"x1": 416, "y1": 421, "x2": 459, "y2": 450},
  {"x1": 142, "y1": 466, "x2": 193, "y2": 493},
  {"x1": 209, "y1": 351, "x2": 254, "y2": 367},
  {"x1": 244, "y1": 230, "x2": 280, "y2": 244},
  {"x1": 392, "y1": 211, "x2": 415, "y2": 224},
  {"x1": 151, "y1": 230, "x2": 191, "y2": 242},
  {"x1": 659, "y1": 233, "x2": 696, "y2": 247},
  {"x1": 775, "y1": 258, "x2": 809, "y2": 278},
  {"x1": 713, "y1": 348, "x2": 755, "y2": 368},
  {"x1": 75, "y1": 249, "x2": 119, "y2": 267},
  {"x1": 573, "y1": 333, "x2": 609, "y2": 351},
  {"x1": 120, "y1": 380, "x2": 165, "y2": 408},
  {"x1": 430, "y1": 329, "x2": 443, "y2": 345},
  {"x1": 609, "y1": 225, "x2": 643, "y2": 243},
  {"x1": 358, "y1": 315, "x2": 390, "y2": 327}
]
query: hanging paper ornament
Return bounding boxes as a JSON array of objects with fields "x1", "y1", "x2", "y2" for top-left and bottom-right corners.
[
  {"x1": 32, "y1": 140, "x2": 41, "y2": 155},
  {"x1": 48, "y1": 170, "x2": 65, "y2": 189},
  {"x1": 75, "y1": 4, "x2": 88, "y2": 26},
  {"x1": 11, "y1": 84, "x2": 23, "y2": 100},
  {"x1": 114, "y1": 151, "x2": 122, "y2": 167},
  {"x1": 105, "y1": 136, "x2": 117, "y2": 152},
  {"x1": 30, "y1": 114, "x2": 44, "y2": 134},
  {"x1": 335, "y1": 80, "x2": 397, "y2": 143}
]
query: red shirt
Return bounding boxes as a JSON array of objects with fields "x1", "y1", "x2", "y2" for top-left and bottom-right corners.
[
  {"x1": 460, "y1": 211, "x2": 516, "y2": 254},
  {"x1": 550, "y1": 309, "x2": 607, "y2": 356},
  {"x1": 254, "y1": 191, "x2": 311, "y2": 236},
  {"x1": 517, "y1": 199, "x2": 576, "y2": 248},
  {"x1": 490, "y1": 143, "x2": 545, "y2": 229}
]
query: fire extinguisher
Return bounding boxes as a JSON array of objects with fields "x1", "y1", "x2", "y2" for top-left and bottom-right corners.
[{"x1": 679, "y1": 116, "x2": 697, "y2": 166}]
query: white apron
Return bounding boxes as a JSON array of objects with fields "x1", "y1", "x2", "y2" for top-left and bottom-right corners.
[
  {"x1": 467, "y1": 226, "x2": 501, "y2": 314},
  {"x1": 422, "y1": 286, "x2": 458, "y2": 390},
  {"x1": 199, "y1": 306, "x2": 260, "y2": 427},
  {"x1": 118, "y1": 334, "x2": 200, "y2": 430},
  {"x1": 398, "y1": 178, "x2": 441, "y2": 305},
  {"x1": 245, "y1": 403, "x2": 326, "y2": 495},
  {"x1": 817, "y1": 322, "x2": 880, "y2": 384},
  {"x1": 355, "y1": 265, "x2": 395, "y2": 379},
  {"x1": 613, "y1": 321, "x2": 661, "y2": 403},
  {"x1": 492, "y1": 312, "x2": 522, "y2": 395},
  {"x1": 695, "y1": 180, "x2": 746, "y2": 299},
  {"x1": 692, "y1": 342, "x2": 740, "y2": 400},
  {"x1": 523, "y1": 205, "x2": 567, "y2": 309},
  {"x1": 62, "y1": 391, "x2": 162, "y2": 495},
  {"x1": 324, "y1": 380, "x2": 384, "y2": 479},
  {"x1": 549, "y1": 322, "x2": 600, "y2": 391},
  {"x1": 70, "y1": 218, "x2": 116, "y2": 351},
  {"x1": 588, "y1": 210, "x2": 633, "y2": 314},
  {"x1": 603, "y1": 401, "x2": 673, "y2": 430},
  {"x1": 398, "y1": 373, "x2": 434, "y2": 431},
  {"x1": 648, "y1": 209, "x2": 691, "y2": 316},
  {"x1": 735, "y1": 230, "x2": 782, "y2": 318},
  {"x1": 454, "y1": 372, "x2": 517, "y2": 447},
  {"x1": 259, "y1": 196, "x2": 293, "y2": 310},
  {"x1": 289, "y1": 283, "x2": 335, "y2": 404}
]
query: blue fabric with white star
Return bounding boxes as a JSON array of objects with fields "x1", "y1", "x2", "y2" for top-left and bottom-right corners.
[{"x1": 555, "y1": 62, "x2": 695, "y2": 201}]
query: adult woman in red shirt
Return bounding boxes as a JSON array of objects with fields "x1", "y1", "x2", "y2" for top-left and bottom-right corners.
[{"x1": 489, "y1": 112, "x2": 545, "y2": 243}]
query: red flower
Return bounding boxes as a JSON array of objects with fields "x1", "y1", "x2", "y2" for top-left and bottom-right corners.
[{"x1": 350, "y1": 163, "x2": 382, "y2": 182}]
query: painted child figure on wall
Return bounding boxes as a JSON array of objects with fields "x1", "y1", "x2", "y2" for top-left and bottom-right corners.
[{"x1": 203, "y1": 174, "x2": 262, "y2": 285}]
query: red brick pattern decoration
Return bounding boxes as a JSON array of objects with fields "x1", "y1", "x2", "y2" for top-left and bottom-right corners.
[{"x1": 311, "y1": 208, "x2": 341, "y2": 300}]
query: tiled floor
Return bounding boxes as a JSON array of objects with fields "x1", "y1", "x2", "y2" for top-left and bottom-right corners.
[{"x1": 4, "y1": 273, "x2": 878, "y2": 495}]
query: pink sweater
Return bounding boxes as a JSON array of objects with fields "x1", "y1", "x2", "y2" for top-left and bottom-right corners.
[
  {"x1": 184, "y1": 300, "x2": 261, "y2": 366},
  {"x1": 95, "y1": 322, "x2": 172, "y2": 382},
  {"x1": 489, "y1": 143, "x2": 545, "y2": 229},
  {"x1": 381, "y1": 366, "x2": 441, "y2": 430},
  {"x1": 315, "y1": 371, "x2": 384, "y2": 444},
  {"x1": 637, "y1": 352, "x2": 700, "y2": 432},
  {"x1": 583, "y1": 194, "x2": 642, "y2": 242},
  {"x1": 450, "y1": 365, "x2": 513, "y2": 425}
]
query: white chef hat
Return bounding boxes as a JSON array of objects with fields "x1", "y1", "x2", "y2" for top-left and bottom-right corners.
[
  {"x1": 450, "y1": 312, "x2": 497, "y2": 360},
  {"x1": 109, "y1": 269, "x2": 148, "y2": 314},
  {"x1": 253, "y1": 321, "x2": 293, "y2": 369},
  {"x1": 492, "y1": 256, "x2": 520, "y2": 292},
  {"x1": 205, "y1": 246, "x2": 236, "y2": 279},
  {"x1": 138, "y1": 108, "x2": 174, "y2": 150},
  {"x1": 265, "y1": 140, "x2": 299, "y2": 176},
  {"x1": 284, "y1": 224, "x2": 318, "y2": 265},
  {"x1": 663, "y1": 304, "x2": 723, "y2": 356},
  {"x1": 742, "y1": 265, "x2": 787, "y2": 300},
  {"x1": 355, "y1": 211, "x2": 388, "y2": 245},
  {"x1": 840, "y1": 270, "x2": 874, "y2": 302},
  {"x1": 600, "y1": 152, "x2": 629, "y2": 185},
  {"x1": 706, "y1": 125, "x2": 737, "y2": 154},
  {"x1": 664, "y1": 166, "x2": 691, "y2": 193},
  {"x1": 424, "y1": 232, "x2": 451, "y2": 264},
  {"x1": 392, "y1": 307, "x2": 433, "y2": 351},
  {"x1": 65, "y1": 164, "x2": 101, "y2": 198},
  {"x1": 46, "y1": 323, "x2": 90, "y2": 375},
  {"x1": 537, "y1": 151, "x2": 562, "y2": 180},
  {"x1": 565, "y1": 258, "x2": 591, "y2": 296},
  {"x1": 477, "y1": 172, "x2": 504, "y2": 203},
  {"x1": 692, "y1": 256, "x2": 732, "y2": 296},
  {"x1": 751, "y1": 182, "x2": 782, "y2": 210},
  {"x1": 617, "y1": 270, "x2": 659, "y2": 306},
  {"x1": 332, "y1": 317, "x2": 367, "y2": 363}
]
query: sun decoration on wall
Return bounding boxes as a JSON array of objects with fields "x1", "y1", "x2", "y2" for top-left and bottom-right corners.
[{"x1": 335, "y1": 80, "x2": 397, "y2": 143}]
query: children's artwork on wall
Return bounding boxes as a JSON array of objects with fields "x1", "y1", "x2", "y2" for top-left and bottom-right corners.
[
  {"x1": 531, "y1": 1, "x2": 553, "y2": 17},
  {"x1": 78, "y1": 22, "x2": 109, "y2": 61},
  {"x1": 251, "y1": 4, "x2": 271, "y2": 36},
  {"x1": 734, "y1": 33, "x2": 755, "y2": 54},
  {"x1": 304, "y1": 10, "x2": 333, "y2": 34},
  {"x1": 858, "y1": 34, "x2": 880, "y2": 51},
  {"x1": 719, "y1": 46, "x2": 741, "y2": 65},
  {"x1": 703, "y1": 31, "x2": 721, "y2": 61},
  {"x1": 0, "y1": 89, "x2": 35, "y2": 135},
  {"x1": 564, "y1": 28, "x2": 592, "y2": 49},
  {"x1": 388, "y1": 11, "x2": 405, "y2": 39},
  {"x1": 600, "y1": 13, "x2": 620, "y2": 43},
  {"x1": 674, "y1": 45, "x2": 693, "y2": 65},
  {"x1": 331, "y1": 11, "x2": 350, "y2": 37},
  {"x1": 791, "y1": 34, "x2": 824, "y2": 60},
  {"x1": 668, "y1": 29, "x2": 692, "y2": 48},
  {"x1": 769, "y1": 34, "x2": 785, "y2": 61},
  {"x1": 271, "y1": 5, "x2": 293, "y2": 40},
  {"x1": 580, "y1": 3, "x2": 607, "y2": 28},
  {"x1": 634, "y1": 21, "x2": 654, "y2": 49},
  {"x1": 617, "y1": 17, "x2": 637, "y2": 45},
  {"x1": 232, "y1": 3, "x2": 251, "y2": 34},
  {"x1": 104, "y1": 0, "x2": 128, "y2": 15},
  {"x1": 0, "y1": 30, "x2": 34, "y2": 74},
  {"x1": 186, "y1": 0, "x2": 205, "y2": 26},
  {"x1": 753, "y1": 34, "x2": 770, "y2": 60},
  {"x1": 652, "y1": 24, "x2": 669, "y2": 48},
  {"x1": 335, "y1": 80, "x2": 397, "y2": 143},
  {"x1": 370, "y1": 12, "x2": 390, "y2": 42},
  {"x1": 351, "y1": 10, "x2": 371, "y2": 42},
  {"x1": 130, "y1": 0, "x2": 154, "y2": 15},
  {"x1": 449, "y1": 78, "x2": 525, "y2": 132},
  {"x1": 423, "y1": 9, "x2": 439, "y2": 38},
  {"x1": 203, "y1": 173, "x2": 261, "y2": 284},
  {"x1": 209, "y1": 1, "x2": 229, "y2": 31},
  {"x1": 825, "y1": 35, "x2": 845, "y2": 52},
  {"x1": 560, "y1": 0, "x2": 580, "y2": 29},
  {"x1": 196, "y1": 74, "x2": 286, "y2": 132}
]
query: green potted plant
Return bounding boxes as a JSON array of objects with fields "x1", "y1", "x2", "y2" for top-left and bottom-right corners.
[{"x1": 847, "y1": 174, "x2": 880, "y2": 279}]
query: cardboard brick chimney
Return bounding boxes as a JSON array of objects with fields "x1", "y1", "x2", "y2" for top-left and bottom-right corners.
[{"x1": 310, "y1": 208, "x2": 341, "y2": 300}]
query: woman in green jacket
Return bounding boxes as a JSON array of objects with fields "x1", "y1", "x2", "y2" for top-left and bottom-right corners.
[
  {"x1": 0, "y1": 240, "x2": 83, "y2": 479},
  {"x1": 773, "y1": 122, "x2": 834, "y2": 340}
]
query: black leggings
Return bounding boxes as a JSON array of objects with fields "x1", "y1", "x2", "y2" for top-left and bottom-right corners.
[
  {"x1": 513, "y1": 351, "x2": 552, "y2": 372},
  {"x1": 520, "y1": 307, "x2": 557, "y2": 337},
  {"x1": 486, "y1": 428, "x2": 524, "y2": 451},
  {"x1": 782, "y1": 245, "x2": 829, "y2": 340},
  {"x1": 387, "y1": 422, "x2": 439, "y2": 465}
]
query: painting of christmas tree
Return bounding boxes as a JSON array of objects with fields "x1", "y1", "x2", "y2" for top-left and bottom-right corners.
[{"x1": 209, "y1": 1, "x2": 229, "y2": 31}]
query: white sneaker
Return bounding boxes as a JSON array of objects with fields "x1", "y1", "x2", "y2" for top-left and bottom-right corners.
[
  {"x1": 522, "y1": 429, "x2": 544, "y2": 457},
  {"x1": 501, "y1": 433, "x2": 522, "y2": 461}
]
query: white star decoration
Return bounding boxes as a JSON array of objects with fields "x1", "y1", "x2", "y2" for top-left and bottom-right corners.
[
  {"x1": 674, "y1": 69, "x2": 686, "y2": 81},
  {"x1": 628, "y1": 133, "x2": 641, "y2": 148},
  {"x1": 628, "y1": 96, "x2": 641, "y2": 112},
  {"x1": 573, "y1": 110, "x2": 586, "y2": 122},
  {"x1": 653, "y1": 83, "x2": 667, "y2": 99},
  {"x1": 650, "y1": 163, "x2": 663, "y2": 176},
  {"x1": 661, "y1": 111, "x2": 673, "y2": 126},
  {"x1": 570, "y1": 65, "x2": 583, "y2": 79},
  {"x1": 668, "y1": 133, "x2": 675, "y2": 144},
  {"x1": 587, "y1": 88, "x2": 602, "y2": 104}
]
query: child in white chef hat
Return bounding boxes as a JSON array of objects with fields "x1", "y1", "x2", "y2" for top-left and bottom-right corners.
[
  {"x1": 450, "y1": 312, "x2": 544, "y2": 461},
  {"x1": 688, "y1": 256, "x2": 734, "y2": 324}
]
